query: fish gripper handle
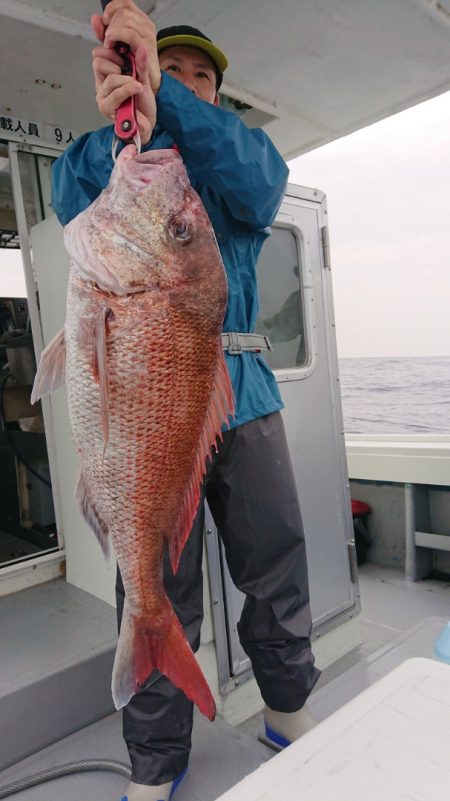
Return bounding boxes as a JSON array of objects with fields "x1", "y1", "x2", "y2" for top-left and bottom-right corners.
[
  {"x1": 114, "y1": 47, "x2": 139, "y2": 142},
  {"x1": 100, "y1": 1, "x2": 139, "y2": 142}
]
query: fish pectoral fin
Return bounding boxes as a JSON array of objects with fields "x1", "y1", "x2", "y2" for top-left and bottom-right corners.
[
  {"x1": 112, "y1": 599, "x2": 216, "y2": 721},
  {"x1": 169, "y1": 347, "x2": 235, "y2": 574},
  {"x1": 31, "y1": 328, "x2": 66, "y2": 404},
  {"x1": 79, "y1": 309, "x2": 111, "y2": 449},
  {"x1": 75, "y1": 473, "x2": 110, "y2": 559}
]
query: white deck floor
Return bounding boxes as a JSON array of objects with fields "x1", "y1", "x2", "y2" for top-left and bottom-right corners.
[
  {"x1": 0, "y1": 564, "x2": 449, "y2": 800},
  {"x1": 240, "y1": 562, "x2": 450, "y2": 739}
]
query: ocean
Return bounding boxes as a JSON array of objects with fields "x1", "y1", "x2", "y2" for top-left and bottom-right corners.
[{"x1": 338, "y1": 356, "x2": 450, "y2": 435}]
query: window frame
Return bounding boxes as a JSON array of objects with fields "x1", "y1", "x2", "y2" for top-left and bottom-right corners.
[{"x1": 257, "y1": 219, "x2": 318, "y2": 383}]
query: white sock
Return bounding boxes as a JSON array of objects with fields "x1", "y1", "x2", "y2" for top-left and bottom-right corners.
[
  {"x1": 124, "y1": 780, "x2": 172, "y2": 801},
  {"x1": 264, "y1": 704, "x2": 317, "y2": 742}
]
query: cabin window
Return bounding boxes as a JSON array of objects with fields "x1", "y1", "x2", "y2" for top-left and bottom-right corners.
[
  {"x1": 255, "y1": 225, "x2": 306, "y2": 370},
  {"x1": 16, "y1": 152, "x2": 56, "y2": 231}
]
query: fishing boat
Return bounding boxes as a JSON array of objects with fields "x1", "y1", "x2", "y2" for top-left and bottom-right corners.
[{"x1": 0, "y1": 2, "x2": 449, "y2": 798}]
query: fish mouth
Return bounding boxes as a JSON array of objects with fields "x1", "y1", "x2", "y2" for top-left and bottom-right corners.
[
  {"x1": 72, "y1": 222, "x2": 161, "y2": 295},
  {"x1": 118, "y1": 146, "x2": 182, "y2": 184},
  {"x1": 132, "y1": 148, "x2": 181, "y2": 167},
  {"x1": 74, "y1": 261, "x2": 148, "y2": 297},
  {"x1": 90, "y1": 279, "x2": 146, "y2": 297}
]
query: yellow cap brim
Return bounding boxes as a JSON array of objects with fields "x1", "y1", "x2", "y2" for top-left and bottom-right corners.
[{"x1": 157, "y1": 34, "x2": 228, "y2": 74}]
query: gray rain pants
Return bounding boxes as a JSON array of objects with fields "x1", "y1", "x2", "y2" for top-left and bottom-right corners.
[{"x1": 115, "y1": 411, "x2": 320, "y2": 786}]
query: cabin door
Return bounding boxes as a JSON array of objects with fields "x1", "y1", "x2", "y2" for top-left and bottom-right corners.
[{"x1": 207, "y1": 185, "x2": 359, "y2": 693}]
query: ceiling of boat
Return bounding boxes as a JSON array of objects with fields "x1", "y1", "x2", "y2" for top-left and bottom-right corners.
[{"x1": 1, "y1": 0, "x2": 450, "y2": 158}]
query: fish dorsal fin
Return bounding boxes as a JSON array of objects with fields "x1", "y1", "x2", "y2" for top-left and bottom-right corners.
[
  {"x1": 31, "y1": 328, "x2": 66, "y2": 404},
  {"x1": 169, "y1": 347, "x2": 235, "y2": 574},
  {"x1": 79, "y1": 308, "x2": 111, "y2": 450}
]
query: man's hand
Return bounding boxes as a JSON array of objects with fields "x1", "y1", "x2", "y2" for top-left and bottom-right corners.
[{"x1": 91, "y1": 0, "x2": 161, "y2": 145}]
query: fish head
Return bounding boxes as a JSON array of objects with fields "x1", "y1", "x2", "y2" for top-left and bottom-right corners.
[{"x1": 64, "y1": 146, "x2": 225, "y2": 300}]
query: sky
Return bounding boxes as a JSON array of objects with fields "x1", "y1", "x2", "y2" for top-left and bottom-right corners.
[
  {"x1": 1, "y1": 90, "x2": 450, "y2": 357},
  {"x1": 288, "y1": 90, "x2": 450, "y2": 358}
]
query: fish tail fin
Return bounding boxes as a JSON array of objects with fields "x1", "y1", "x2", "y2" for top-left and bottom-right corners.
[{"x1": 112, "y1": 598, "x2": 216, "y2": 721}]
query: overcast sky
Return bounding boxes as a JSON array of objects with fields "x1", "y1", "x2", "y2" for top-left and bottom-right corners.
[
  {"x1": 288, "y1": 90, "x2": 450, "y2": 358},
  {"x1": 1, "y1": 90, "x2": 449, "y2": 358}
]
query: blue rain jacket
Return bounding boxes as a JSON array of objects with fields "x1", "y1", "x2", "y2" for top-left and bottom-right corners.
[{"x1": 52, "y1": 72, "x2": 289, "y2": 428}]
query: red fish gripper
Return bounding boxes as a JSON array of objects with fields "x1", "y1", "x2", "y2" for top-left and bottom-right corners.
[
  {"x1": 114, "y1": 44, "x2": 139, "y2": 144},
  {"x1": 100, "y1": 1, "x2": 141, "y2": 159}
]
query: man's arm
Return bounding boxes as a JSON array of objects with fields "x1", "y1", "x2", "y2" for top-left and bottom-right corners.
[
  {"x1": 52, "y1": 79, "x2": 288, "y2": 230},
  {"x1": 53, "y1": 0, "x2": 287, "y2": 229},
  {"x1": 157, "y1": 72, "x2": 289, "y2": 230}
]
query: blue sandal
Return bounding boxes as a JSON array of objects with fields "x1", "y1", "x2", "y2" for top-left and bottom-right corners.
[{"x1": 264, "y1": 724, "x2": 292, "y2": 750}]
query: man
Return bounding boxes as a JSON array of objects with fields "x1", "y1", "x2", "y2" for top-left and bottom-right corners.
[{"x1": 52, "y1": 2, "x2": 320, "y2": 799}]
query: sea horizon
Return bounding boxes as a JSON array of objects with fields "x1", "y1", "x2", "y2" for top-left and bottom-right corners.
[{"x1": 337, "y1": 355, "x2": 450, "y2": 436}]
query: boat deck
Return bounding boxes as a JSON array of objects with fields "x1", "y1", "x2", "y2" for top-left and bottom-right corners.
[{"x1": 0, "y1": 564, "x2": 448, "y2": 801}]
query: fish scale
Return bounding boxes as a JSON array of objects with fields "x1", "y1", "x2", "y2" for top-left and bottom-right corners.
[{"x1": 32, "y1": 145, "x2": 235, "y2": 720}]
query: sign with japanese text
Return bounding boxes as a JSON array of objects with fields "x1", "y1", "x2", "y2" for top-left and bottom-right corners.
[{"x1": 0, "y1": 114, "x2": 78, "y2": 150}]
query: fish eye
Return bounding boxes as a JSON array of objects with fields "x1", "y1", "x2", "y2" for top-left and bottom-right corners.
[{"x1": 168, "y1": 216, "x2": 193, "y2": 244}]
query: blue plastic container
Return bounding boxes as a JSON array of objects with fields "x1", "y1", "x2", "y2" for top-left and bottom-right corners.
[{"x1": 434, "y1": 621, "x2": 450, "y2": 664}]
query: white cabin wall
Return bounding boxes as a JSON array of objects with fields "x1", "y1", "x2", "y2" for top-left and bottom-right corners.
[
  {"x1": 48, "y1": 389, "x2": 117, "y2": 605},
  {"x1": 30, "y1": 215, "x2": 116, "y2": 605}
]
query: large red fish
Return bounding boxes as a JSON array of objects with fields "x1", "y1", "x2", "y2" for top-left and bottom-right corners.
[{"x1": 32, "y1": 146, "x2": 235, "y2": 720}]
